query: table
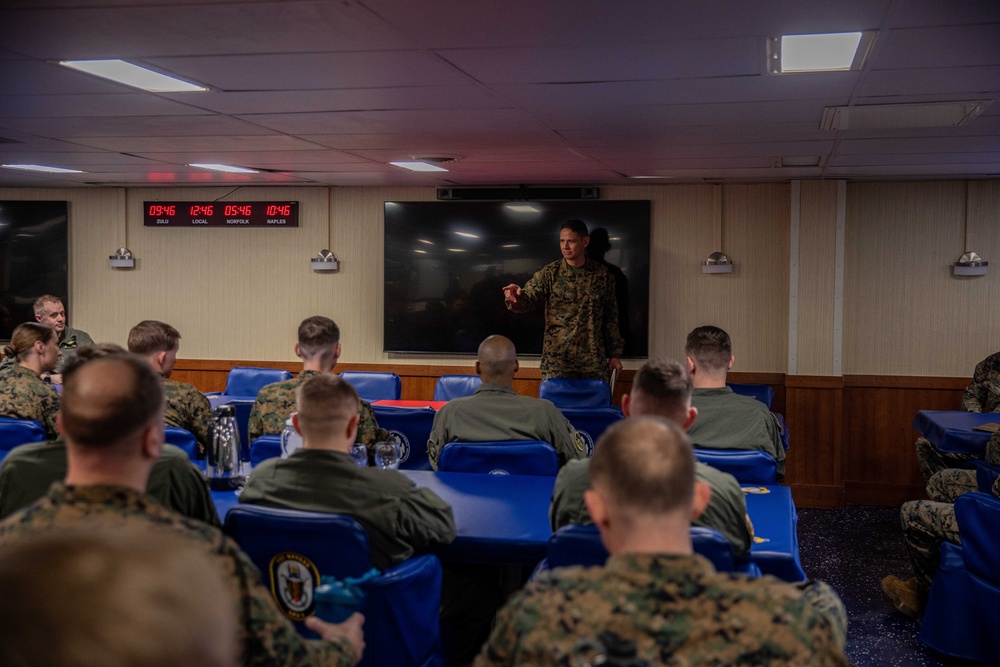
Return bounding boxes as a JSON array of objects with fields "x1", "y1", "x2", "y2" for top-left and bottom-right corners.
[
  {"x1": 374, "y1": 399, "x2": 447, "y2": 410},
  {"x1": 212, "y1": 471, "x2": 804, "y2": 579},
  {"x1": 206, "y1": 393, "x2": 257, "y2": 409},
  {"x1": 742, "y1": 486, "x2": 806, "y2": 581},
  {"x1": 912, "y1": 410, "x2": 997, "y2": 455}
]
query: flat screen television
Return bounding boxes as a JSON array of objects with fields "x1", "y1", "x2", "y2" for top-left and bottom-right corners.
[
  {"x1": 0, "y1": 201, "x2": 69, "y2": 342},
  {"x1": 384, "y1": 200, "x2": 650, "y2": 357}
]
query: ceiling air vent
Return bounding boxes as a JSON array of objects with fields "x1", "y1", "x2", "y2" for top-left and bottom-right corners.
[{"x1": 820, "y1": 100, "x2": 992, "y2": 130}]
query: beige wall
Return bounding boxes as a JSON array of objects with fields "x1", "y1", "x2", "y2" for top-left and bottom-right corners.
[{"x1": 2, "y1": 180, "x2": 997, "y2": 376}]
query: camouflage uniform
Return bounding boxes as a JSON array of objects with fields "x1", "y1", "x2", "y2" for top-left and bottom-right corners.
[
  {"x1": 919, "y1": 428, "x2": 1000, "y2": 492},
  {"x1": 0, "y1": 325, "x2": 93, "y2": 375},
  {"x1": 506, "y1": 259, "x2": 624, "y2": 380},
  {"x1": 0, "y1": 440, "x2": 219, "y2": 527},
  {"x1": 914, "y1": 437, "x2": 977, "y2": 485},
  {"x1": 426, "y1": 382, "x2": 585, "y2": 470},
  {"x1": 248, "y1": 370, "x2": 390, "y2": 450},
  {"x1": 961, "y1": 351, "x2": 1000, "y2": 412},
  {"x1": 0, "y1": 363, "x2": 60, "y2": 440},
  {"x1": 549, "y1": 459, "x2": 754, "y2": 557},
  {"x1": 0, "y1": 484, "x2": 354, "y2": 667},
  {"x1": 163, "y1": 377, "x2": 214, "y2": 457},
  {"x1": 473, "y1": 553, "x2": 849, "y2": 667}
]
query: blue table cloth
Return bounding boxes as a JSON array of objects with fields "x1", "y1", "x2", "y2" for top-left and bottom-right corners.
[
  {"x1": 912, "y1": 410, "x2": 997, "y2": 455},
  {"x1": 743, "y1": 485, "x2": 806, "y2": 582}
]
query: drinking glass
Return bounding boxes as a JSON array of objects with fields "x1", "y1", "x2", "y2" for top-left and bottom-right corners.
[
  {"x1": 374, "y1": 441, "x2": 401, "y2": 470},
  {"x1": 350, "y1": 443, "x2": 369, "y2": 468}
]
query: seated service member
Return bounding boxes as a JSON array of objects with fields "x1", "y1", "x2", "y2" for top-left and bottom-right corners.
[
  {"x1": 0, "y1": 528, "x2": 240, "y2": 667},
  {"x1": 0, "y1": 343, "x2": 219, "y2": 526},
  {"x1": 684, "y1": 325, "x2": 785, "y2": 479},
  {"x1": 0, "y1": 353, "x2": 364, "y2": 667},
  {"x1": 248, "y1": 316, "x2": 390, "y2": 450},
  {"x1": 128, "y1": 320, "x2": 213, "y2": 457},
  {"x1": 475, "y1": 418, "x2": 849, "y2": 667},
  {"x1": 0, "y1": 322, "x2": 61, "y2": 440},
  {"x1": 241, "y1": 374, "x2": 456, "y2": 570},
  {"x1": 550, "y1": 358, "x2": 753, "y2": 557},
  {"x1": 426, "y1": 335, "x2": 585, "y2": 470},
  {"x1": 0, "y1": 295, "x2": 94, "y2": 381}
]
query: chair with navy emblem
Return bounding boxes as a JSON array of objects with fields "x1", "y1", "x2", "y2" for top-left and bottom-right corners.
[
  {"x1": 164, "y1": 426, "x2": 199, "y2": 460},
  {"x1": 538, "y1": 378, "x2": 611, "y2": 409},
  {"x1": 249, "y1": 434, "x2": 282, "y2": 467},
  {"x1": 0, "y1": 417, "x2": 47, "y2": 465},
  {"x1": 919, "y1": 492, "x2": 1000, "y2": 663},
  {"x1": 340, "y1": 371, "x2": 402, "y2": 402},
  {"x1": 558, "y1": 406, "x2": 624, "y2": 456},
  {"x1": 543, "y1": 523, "x2": 759, "y2": 576},
  {"x1": 438, "y1": 440, "x2": 558, "y2": 476},
  {"x1": 371, "y1": 405, "x2": 436, "y2": 470},
  {"x1": 726, "y1": 382, "x2": 776, "y2": 410},
  {"x1": 224, "y1": 366, "x2": 292, "y2": 397},
  {"x1": 692, "y1": 448, "x2": 778, "y2": 485},
  {"x1": 433, "y1": 375, "x2": 482, "y2": 401},
  {"x1": 224, "y1": 504, "x2": 443, "y2": 667}
]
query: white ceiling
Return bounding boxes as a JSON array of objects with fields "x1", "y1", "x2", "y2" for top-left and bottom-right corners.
[{"x1": 0, "y1": 0, "x2": 997, "y2": 188}]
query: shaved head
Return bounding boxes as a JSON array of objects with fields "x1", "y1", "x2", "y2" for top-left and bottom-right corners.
[
  {"x1": 61, "y1": 355, "x2": 164, "y2": 449},
  {"x1": 477, "y1": 335, "x2": 518, "y2": 382}
]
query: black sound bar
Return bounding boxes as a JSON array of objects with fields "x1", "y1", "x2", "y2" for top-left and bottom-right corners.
[{"x1": 437, "y1": 186, "x2": 599, "y2": 201}]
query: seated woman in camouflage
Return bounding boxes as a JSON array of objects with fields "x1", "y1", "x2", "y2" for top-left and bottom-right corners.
[{"x1": 0, "y1": 323, "x2": 61, "y2": 440}]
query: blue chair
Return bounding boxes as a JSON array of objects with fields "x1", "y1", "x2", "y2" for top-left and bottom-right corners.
[
  {"x1": 225, "y1": 366, "x2": 292, "y2": 397},
  {"x1": 544, "y1": 523, "x2": 759, "y2": 576},
  {"x1": 439, "y1": 440, "x2": 558, "y2": 476},
  {"x1": 164, "y1": 426, "x2": 199, "y2": 459},
  {"x1": 340, "y1": 371, "x2": 402, "y2": 402},
  {"x1": 250, "y1": 435, "x2": 282, "y2": 467},
  {"x1": 433, "y1": 375, "x2": 482, "y2": 401},
  {"x1": 919, "y1": 492, "x2": 1000, "y2": 663},
  {"x1": 972, "y1": 459, "x2": 1000, "y2": 493},
  {"x1": 727, "y1": 383, "x2": 775, "y2": 410},
  {"x1": 0, "y1": 417, "x2": 47, "y2": 465},
  {"x1": 539, "y1": 378, "x2": 611, "y2": 408},
  {"x1": 693, "y1": 448, "x2": 778, "y2": 485},
  {"x1": 371, "y1": 405, "x2": 435, "y2": 470},
  {"x1": 559, "y1": 406, "x2": 624, "y2": 456},
  {"x1": 224, "y1": 505, "x2": 443, "y2": 667}
]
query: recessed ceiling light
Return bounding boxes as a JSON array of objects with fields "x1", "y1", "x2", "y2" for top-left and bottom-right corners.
[
  {"x1": 454, "y1": 231, "x2": 479, "y2": 239},
  {"x1": 59, "y1": 60, "x2": 206, "y2": 92},
  {"x1": 189, "y1": 163, "x2": 259, "y2": 174},
  {"x1": 417, "y1": 239, "x2": 434, "y2": 245},
  {"x1": 772, "y1": 32, "x2": 875, "y2": 73},
  {"x1": 779, "y1": 156, "x2": 823, "y2": 167},
  {"x1": 390, "y1": 161, "x2": 449, "y2": 172},
  {"x1": 414, "y1": 249, "x2": 427, "y2": 254},
  {"x1": 2, "y1": 164, "x2": 84, "y2": 174},
  {"x1": 501, "y1": 244, "x2": 520, "y2": 248},
  {"x1": 447, "y1": 248, "x2": 465, "y2": 252},
  {"x1": 504, "y1": 204, "x2": 540, "y2": 213}
]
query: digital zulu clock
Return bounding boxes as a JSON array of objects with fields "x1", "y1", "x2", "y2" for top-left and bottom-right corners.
[{"x1": 143, "y1": 201, "x2": 298, "y2": 227}]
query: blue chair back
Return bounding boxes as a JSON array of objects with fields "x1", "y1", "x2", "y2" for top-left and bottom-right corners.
[
  {"x1": 559, "y1": 406, "x2": 624, "y2": 456},
  {"x1": 545, "y1": 523, "x2": 757, "y2": 575},
  {"x1": 972, "y1": 460, "x2": 1000, "y2": 495},
  {"x1": 250, "y1": 435, "x2": 282, "y2": 467},
  {"x1": 371, "y1": 405, "x2": 435, "y2": 470},
  {"x1": 164, "y1": 426, "x2": 199, "y2": 459},
  {"x1": 727, "y1": 383, "x2": 775, "y2": 409},
  {"x1": 920, "y1": 492, "x2": 1000, "y2": 663},
  {"x1": 439, "y1": 440, "x2": 558, "y2": 476},
  {"x1": 224, "y1": 505, "x2": 441, "y2": 666},
  {"x1": 693, "y1": 448, "x2": 778, "y2": 484},
  {"x1": 224, "y1": 505, "x2": 442, "y2": 667},
  {"x1": 225, "y1": 366, "x2": 292, "y2": 397},
  {"x1": 539, "y1": 378, "x2": 611, "y2": 408},
  {"x1": 0, "y1": 417, "x2": 47, "y2": 452},
  {"x1": 340, "y1": 371, "x2": 402, "y2": 402},
  {"x1": 433, "y1": 375, "x2": 482, "y2": 401}
]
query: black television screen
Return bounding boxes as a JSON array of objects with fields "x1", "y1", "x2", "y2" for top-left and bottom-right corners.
[
  {"x1": 384, "y1": 200, "x2": 650, "y2": 357},
  {"x1": 0, "y1": 201, "x2": 69, "y2": 342}
]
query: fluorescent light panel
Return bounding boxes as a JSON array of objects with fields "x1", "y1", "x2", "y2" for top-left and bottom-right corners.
[
  {"x1": 454, "y1": 231, "x2": 479, "y2": 239},
  {"x1": 59, "y1": 60, "x2": 206, "y2": 92},
  {"x1": 2, "y1": 164, "x2": 84, "y2": 174},
  {"x1": 189, "y1": 163, "x2": 259, "y2": 174},
  {"x1": 780, "y1": 32, "x2": 863, "y2": 72},
  {"x1": 390, "y1": 161, "x2": 448, "y2": 172},
  {"x1": 504, "y1": 203, "x2": 540, "y2": 213}
]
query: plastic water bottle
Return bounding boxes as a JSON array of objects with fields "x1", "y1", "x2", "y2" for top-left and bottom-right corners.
[
  {"x1": 208, "y1": 404, "x2": 245, "y2": 491},
  {"x1": 280, "y1": 417, "x2": 303, "y2": 458}
]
